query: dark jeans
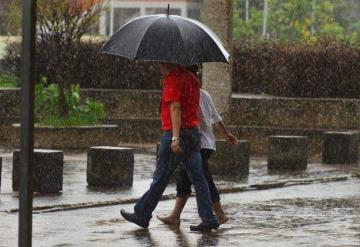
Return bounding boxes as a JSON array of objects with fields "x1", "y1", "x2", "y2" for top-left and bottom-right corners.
[
  {"x1": 134, "y1": 129, "x2": 218, "y2": 226},
  {"x1": 176, "y1": 149, "x2": 220, "y2": 203}
]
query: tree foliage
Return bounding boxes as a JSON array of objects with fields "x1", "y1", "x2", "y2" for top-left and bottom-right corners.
[
  {"x1": 233, "y1": 0, "x2": 360, "y2": 41},
  {"x1": 7, "y1": 0, "x2": 103, "y2": 40},
  {"x1": 6, "y1": 0, "x2": 103, "y2": 117}
]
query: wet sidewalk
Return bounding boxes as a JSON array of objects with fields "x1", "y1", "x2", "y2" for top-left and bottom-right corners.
[{"x1": 0, "y1": 150, "x2": 359, "y2": 246}]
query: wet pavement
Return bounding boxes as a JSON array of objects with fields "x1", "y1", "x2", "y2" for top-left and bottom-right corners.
[{"x1": 0, "y1": 150, "x2": 359, "y2": 246}]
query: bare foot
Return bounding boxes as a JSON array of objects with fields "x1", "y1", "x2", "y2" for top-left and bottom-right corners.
[
  {"x1": 218, "y1": 214, "x2": 229, "y2": 225},
  {"x1": 157, "y1": 215, "x2": 180, "y2": 225}
]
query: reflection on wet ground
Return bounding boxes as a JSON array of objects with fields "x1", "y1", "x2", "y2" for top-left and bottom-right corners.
[
  {"x1": 0, "y1": 152, "x2": 358, "y2": 212},
  {"x1": 0, "y1": 152, "x2": 160, "y2": 211},
  {"x1": 0, "y1": 151, "x2": 359, "y2": 246},
  {"x1": 1, "y1": 179, "x2": 359, "y2": 246}
]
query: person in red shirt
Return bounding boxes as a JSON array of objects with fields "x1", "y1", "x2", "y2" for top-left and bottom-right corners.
[
  {"x1": 158, "y1": 64, "x2": 237, "y2": 226},
  {"x1": 121, "y1": 63, "x2": 219, "y2": 232}
]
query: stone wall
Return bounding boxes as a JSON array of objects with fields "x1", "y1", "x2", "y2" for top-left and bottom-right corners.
[
  {"x1": 3, "y1": 89, "x2": 359, "y2": 130},
  {"x1": 1, "y1": 89, "x2": 360, "y2": 157},
  {"x1": 0, "y1": 89, "x2": 20, "y2": 145},
  {"x1": 82, "y1": 89, "x2": 160, "y2": 119},
  {"x1": 9, "y1": 124, "x2": 121, "y2": 150},
  {"x1": 0, "y1": 89, "x2": 162, "y2": 150},
  {"x1": 225, "y1": 126, "x2": 324, "y2": 158},
  {"x1": 0, "y1": 89, "x2": 21, "y2": 119},
  {"x1": 0, "y1": 88, "x2": 160, "y2": 120},
  {"x1": 226, "y1": 94, "x2": 360, "y2": 130}
]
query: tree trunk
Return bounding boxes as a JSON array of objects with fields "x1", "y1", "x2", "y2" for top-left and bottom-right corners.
[{"x1": 58, "y1": 82, "x2": 68, "y2": 118}]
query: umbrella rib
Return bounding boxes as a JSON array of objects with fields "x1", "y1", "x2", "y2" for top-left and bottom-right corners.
[
  {"x1": 172, "y1": 19, "x2": 197, "y2": 65},
  {"x1": 174, "y1": 16, "x2": 230, "y2": 61},
  {"x1": 116, "y1": 14, "x2": 163, "y2": 33},
  {"x1": 134, "y1": 17, "x2": 190, "y2": 64},
  {"x1": 100, "y1": 15, "x2": 161, "y2": 59},
  {"x1": 132, "y1": 16, "x2": 162, "y2": 60}
]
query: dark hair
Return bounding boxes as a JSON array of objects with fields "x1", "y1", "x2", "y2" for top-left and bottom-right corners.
[{"x1": 186, "y1": 64, "x2": 200, "y2": 76}]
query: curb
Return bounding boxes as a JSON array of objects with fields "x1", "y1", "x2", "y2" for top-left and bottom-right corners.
[{"x1": 3, "y1": 175, "x2": 354, "y2": 214}]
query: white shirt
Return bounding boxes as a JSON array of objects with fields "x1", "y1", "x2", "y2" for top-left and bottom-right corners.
[{"x1": 199, "y1": 89, "x2": 222, "y2": 151}]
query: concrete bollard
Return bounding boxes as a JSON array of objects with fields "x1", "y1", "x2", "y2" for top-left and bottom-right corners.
[
  {"x1": 208, "y1": 140, "x2": 250, "y2": 177},
  {"x1": 12, "y1": 149, "x2": 64, "y2": 193},
  {"x1": 322, "y1": 131, "x2": 359, "y2": 164},
  {"x1": 87, "y1": 146, "x2": 134, "y2": 187},
  {"x1": 268, "y1": 136, "x2": 308, "y2": 171}
]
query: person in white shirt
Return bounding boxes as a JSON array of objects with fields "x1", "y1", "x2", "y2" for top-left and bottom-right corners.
[{"x1": 157, "y1": 65, "x2": 238, "y2": 225}]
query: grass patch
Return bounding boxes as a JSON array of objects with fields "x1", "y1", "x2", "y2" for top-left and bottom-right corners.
[
  {"x1": 0, "y1": 73, "x2": 19, "y2": 88},
  {"x1": 37, "y1": 115, "x2": 101, "y2": 127}
]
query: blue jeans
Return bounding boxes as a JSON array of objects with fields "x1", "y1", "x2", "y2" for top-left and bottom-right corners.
[
  {"x1": 176, "y1": 149, "x2": 220, "y2": 203},
  {"x1": 134, "y1": 128, "x2": 219, "y2": 226}
]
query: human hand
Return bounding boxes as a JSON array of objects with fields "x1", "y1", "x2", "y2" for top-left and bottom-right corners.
[
  {"x1": 171, "y1": 140, "x2": 183, "y2": 155},
  {"x1": 226, "y1": 133, "x2": 238, "y2": 146},
  {"x1": 160, "y1": 78, "x2": 164, "y2": 87}
]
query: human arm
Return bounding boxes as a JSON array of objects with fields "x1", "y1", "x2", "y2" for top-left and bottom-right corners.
[
  {"x1": 204, "y1": 90, "x2": 238, "y2": 145},
  {"x1": 170, "y1": 102, "x2": 183, "y2": 154},
  {"x1": 163, "y1": 70, "x2": 183, "y2": 154},
  {"x1": 214, "y1": 121, "x2": 238, "y2": 145}
]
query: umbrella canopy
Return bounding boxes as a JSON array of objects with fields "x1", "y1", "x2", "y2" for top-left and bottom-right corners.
[{"x1": 100, "y1": 14, "x2": 229, "y2": 65}]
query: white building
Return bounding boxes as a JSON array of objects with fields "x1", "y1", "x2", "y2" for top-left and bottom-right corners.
[{"x1": 99, "y1": 0, "x2": 203, "y2": 36}]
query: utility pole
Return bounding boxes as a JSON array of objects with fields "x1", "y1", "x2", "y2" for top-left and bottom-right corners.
[
  {"x1": 245, "y1": 0, "x2": 249, "y2": 22},
  {"x1": 311, "y1": 0, "x2": 316, "y2": 35},
  {"x1": 110, "y1": 0, "x2": 114, "y2": 35},
  {"x1": 19, "y1": 0, "x2": 36, "y2": 246},
  {"x1": 262, "y1": 0, "x2": 268, "y2": 38}
]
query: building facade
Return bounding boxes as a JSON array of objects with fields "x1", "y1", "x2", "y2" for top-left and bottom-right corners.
[{"x1": 99, "y1": 0, "x2": 203, "y2": 36}]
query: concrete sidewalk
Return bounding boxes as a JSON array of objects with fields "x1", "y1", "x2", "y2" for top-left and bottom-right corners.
[
  {"x1": 0, "y1": 151, "x2": 359, "y2": 246},
  {"x1": 0, "y1": 151, "x2": 358, "y2": 213},
  {"x1": 1, "y1": 178, "x2": 359, "y2": 246}
]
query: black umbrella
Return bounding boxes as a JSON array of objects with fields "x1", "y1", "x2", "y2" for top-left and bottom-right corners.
[{"x1": 100, "y1": 10, "x2": 229, "y2": 65}]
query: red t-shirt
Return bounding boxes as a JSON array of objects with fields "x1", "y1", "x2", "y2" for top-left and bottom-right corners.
[{"x1": 161, "y1": 66, "x2": 200, "y2": 131}]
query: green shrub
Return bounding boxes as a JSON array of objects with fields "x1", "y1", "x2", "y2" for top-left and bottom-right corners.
[
  {"x1": 232, "y1": 38, "x2": 360, "y2": 98},
  {"x1": 0, "y1": 73, "x2": 19, "y2": 88},
  {"x1": 5, "y1": 38, "x2": 360, "y2": 98},
  {"x1": 35, "y1": 79, "x2": 106, "y2": 126},
  {"x1": 4, "y1": 41, "x2": 161, "y2": 90}
]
